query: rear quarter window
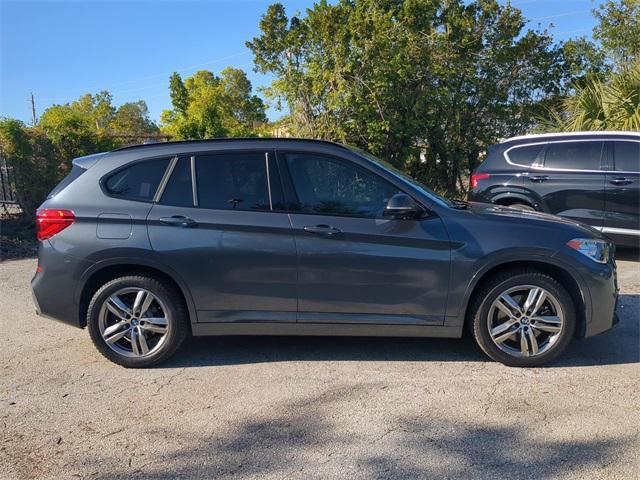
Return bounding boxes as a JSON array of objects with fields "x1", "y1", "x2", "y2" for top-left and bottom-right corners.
[
  {"x1": 505, "y1": 144, "x2": 545, "y2": 167},
  {"x1": 105, "y1": 158, "x2": 171, "y2": 201},
  {"x1": 47, "y1": 165, "x2": 86, "y2": 198}
]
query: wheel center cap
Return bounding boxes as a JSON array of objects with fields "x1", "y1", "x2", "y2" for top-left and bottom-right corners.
[
  {"x1": 131, "y1": 319, "x2": 139, "y2": 326},
  {"x1": 521, "y1": 317, "x2": 529, "y2": 325}
]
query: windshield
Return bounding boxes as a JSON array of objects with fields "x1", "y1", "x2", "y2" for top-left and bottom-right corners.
[{"x1": 350, "y1": 147, "x2": 453, "y2": 208}]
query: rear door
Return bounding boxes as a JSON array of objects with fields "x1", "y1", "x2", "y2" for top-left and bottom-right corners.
[
  {"x1": 604, "y1": 140, "x2": 640, "y2": 240},
  {"x1": 529, "y1": 140, "x2": 606, "y2": 228},
  {"x1": 147, "y1": 150, "x2": 298, "y2": 323}
]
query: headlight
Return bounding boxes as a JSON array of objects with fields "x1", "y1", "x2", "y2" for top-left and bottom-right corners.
[{"x1": 566, "y1": 238, "x2": 611, "y2": 264}]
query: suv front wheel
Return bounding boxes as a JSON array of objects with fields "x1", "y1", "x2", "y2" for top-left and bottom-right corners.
[
  {"x1": 87, "y1": 275, "x2": 189, "y2": 368},
  {"x1": 471, "y1": 270, "x2": 576, "y2": 367}
]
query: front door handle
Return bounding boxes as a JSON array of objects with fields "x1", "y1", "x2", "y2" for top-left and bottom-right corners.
[
  {"x1": 529, "y1": 175, "x2": 549, "y2": 183},
  {"x1": 159, "y1": 216, "x2": 197, "y2": 228},
  {"x1": 609, "y1": 177, "x2": 632, "y2": 186},
  {"x1": 303, "y1": 224, "x2": 342, "y2": 236}
]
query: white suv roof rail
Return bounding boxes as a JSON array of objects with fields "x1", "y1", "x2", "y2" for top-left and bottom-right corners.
[{"x1": 500, "y1": 131, "x2": 640, "y2": 143}]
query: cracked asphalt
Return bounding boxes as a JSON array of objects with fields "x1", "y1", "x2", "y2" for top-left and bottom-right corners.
[{"x1": 1, "y1": 253, "x2": 639, "y2": 480}]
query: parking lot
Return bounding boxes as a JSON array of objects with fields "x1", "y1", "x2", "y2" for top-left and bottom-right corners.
[{"x1": 1, "y1": 254, "x2": 638, "y2": 480}]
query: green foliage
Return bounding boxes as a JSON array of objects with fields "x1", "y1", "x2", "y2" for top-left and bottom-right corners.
[
  {"x1": 541, "y1": 62, "x2": 640, "y2": 132},
  {"x1": 247, "y1": 0, "x2": 568, "y2": 194},
  {"x1": 161, "y1": 67, "x2": 267, "y2": 140},
  {"x1": 0, "y1": 119, "x2": 59, "y2": 218},
  {"x1": 594, "y1": 0, "x2": 640, "y2": 68}
]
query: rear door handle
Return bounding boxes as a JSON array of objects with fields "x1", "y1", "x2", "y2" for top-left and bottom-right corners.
[
  {"x1": 159, "y1": 216, "x2": 197, "y2": 228},
  {"x1": 303, "y1": 224, "x2": 341, "y2": 236},
  {"x1": 609, "y1": 177, "x2": 633, "y2": 186},
  {"x1": 529, "y1": 175, "x2": 549, "y2": 183}
]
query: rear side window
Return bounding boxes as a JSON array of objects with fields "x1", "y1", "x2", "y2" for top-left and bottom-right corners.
[
  {"x1": 505, "y1": 144, "x2": 545, "y2": 167},
  {"x1": 196, "y1": 152, "x2": 270, "y2": 211},
  {"x1": 160, "y1": 157, "x2": 193, "y2": 207},
  {"x1": 544, "y1": 141, "x2": 604, "y2": 170},
  {"x1": 105, "y1": 158, "x2": 170, "y2": 201},
  {"x1": 613, "y1": 141, "x2": 640, "y2": 172},
  {"x1": 48, "y1": 165, "x2": 86, "y2": 198}
]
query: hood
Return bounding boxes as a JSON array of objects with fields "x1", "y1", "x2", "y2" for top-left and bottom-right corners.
[{"x1": 466, "y1": 202, "x2": 607, "y2": 239}]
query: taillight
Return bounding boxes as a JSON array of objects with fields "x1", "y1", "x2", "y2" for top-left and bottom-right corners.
[
  {"x1": 470, "y1": 172, "x2": 490, "y2": 189},
  {"x1": 36, "y1": 209, "x2": 75, "y2": 241}
]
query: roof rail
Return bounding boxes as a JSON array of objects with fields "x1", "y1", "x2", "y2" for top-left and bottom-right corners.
[
  {"x1": 112, "y1": 137, "x2": 350, "y2": 152},
  {"x1": 500, "y1": 131, "x2": 640, "y2": 143}
]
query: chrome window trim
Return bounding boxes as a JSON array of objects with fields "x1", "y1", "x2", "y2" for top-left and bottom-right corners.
[
  {"x1": 500, "y1": 131, "x2": 640, "y2": 143},
  {"x1": 591, "y1": 226, "x2": 640, "y2": 237},
  {"x1": 504, "y1": 138, "x2": 640, "y2": 174},
  {"x1": 265, "y1": 152, "x2": 274, "y2": 210},
  {"x1": 153, "y1": 156, "x2": 178, "y2": 203},
  {"x1": 190, "y1": 155, "x2": 198, "y2": 207}
]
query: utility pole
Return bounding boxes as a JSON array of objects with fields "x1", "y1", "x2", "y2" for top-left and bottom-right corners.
[{"x1": 30, "y1": 93, "x2": 37, "y2": 126}]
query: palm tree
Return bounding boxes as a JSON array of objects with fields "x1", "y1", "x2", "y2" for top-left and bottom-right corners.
[{"x1": 542, "y1": 62, "x2": 640, "y2": 132}]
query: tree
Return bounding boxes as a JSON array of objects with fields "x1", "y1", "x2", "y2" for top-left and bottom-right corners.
[
  {"x1": 541, "y1": 62, "x2": 640, "y2": 131},
  {"x1": 110, "y1": 101, "x2": 159, "y2": 135},
  {"x1": 161, "y1": 68, "x2": 267, "y2": 140},
  {"x1": 247, "y1": 0, "x2": 567, "y2": 194},
  {"x1": 0, "y1": 119, "x2": 58, "y2": 218},
  {"x1": 594, "y1": 0, "x2": 640, "y2": 68}
]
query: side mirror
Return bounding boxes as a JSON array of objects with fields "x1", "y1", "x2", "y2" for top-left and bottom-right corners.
[{"x1": 383, "y1": 193, "x2": 424, "y2": 220}]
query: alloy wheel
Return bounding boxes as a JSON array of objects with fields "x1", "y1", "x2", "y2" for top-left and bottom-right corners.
[
  {"x1": 98, "y1": 287, "x2": 170, "y2": 358},
  {"x1": 487, "y1": 285, "x2": 564, "y2": 358}
]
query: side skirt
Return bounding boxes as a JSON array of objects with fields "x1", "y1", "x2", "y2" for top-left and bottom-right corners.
[{"x1": 191, "y1": 322, "x2": 462, "y2": 338}]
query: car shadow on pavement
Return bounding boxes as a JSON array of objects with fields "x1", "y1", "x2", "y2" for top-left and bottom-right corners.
[
  {"x1": 162, "y1": 294, "x2": 638, "y2": 369},
  {"x1": 616, "y1": 247, "x2": 640, "y2": 262},
  {"x1": 85, "y1": 384, "x2": 634, "y2": 480}
]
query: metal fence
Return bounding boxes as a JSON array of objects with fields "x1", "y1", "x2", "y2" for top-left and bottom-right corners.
[{"x1": 0, "y1": 150, "x2": 18, "y2": 204}]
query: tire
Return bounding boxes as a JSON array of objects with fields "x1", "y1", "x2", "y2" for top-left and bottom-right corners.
[
  {"x1": 87, "y1": 275, "x2": 189, "y2": 368},
  {"x1": 509, "y1": 203, "x2": 535, "y2": 211},
  {"x1": 470, "y1": 269, "x2": 575, "y2": 367}
]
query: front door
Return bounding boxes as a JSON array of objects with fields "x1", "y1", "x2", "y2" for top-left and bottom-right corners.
[
  {"x1": 278, "y1": 150, "x2": 451, "y2": 325},
  {"x1": 147, "y1": 151, "x2": 298, "y2": 323},
  {"x1": 604, "y1": 140, "x2": 640, "y2": 242}
]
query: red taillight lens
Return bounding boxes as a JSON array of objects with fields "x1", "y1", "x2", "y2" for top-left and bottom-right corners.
[
  {"x1": 470, "y1": 172, "x2": 490, "y2": 189},
  {"x1": 36, "y1": 209, "x2": 75, "y2": 241}
]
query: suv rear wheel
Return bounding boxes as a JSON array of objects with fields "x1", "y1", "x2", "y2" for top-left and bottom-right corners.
[
  {"x1": 470, "y1": 270, "x2": 575, "y2": 367},
  {"x1": 87, "y1": 275, "x2": 189, "y2": 368}
]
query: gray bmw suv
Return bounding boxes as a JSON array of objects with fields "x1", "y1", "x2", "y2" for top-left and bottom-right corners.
[{"x1": 32, "y1": 139, "x2": 619, "y2": 368}]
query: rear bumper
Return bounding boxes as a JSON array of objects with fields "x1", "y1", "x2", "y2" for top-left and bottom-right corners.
[{"x1": 31, "y1": 241, "x2": 92, "y2": 328}]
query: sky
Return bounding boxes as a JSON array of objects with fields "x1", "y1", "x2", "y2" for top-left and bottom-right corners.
[{"x1": 1, "y1": 0, "x2": 606, "y2": 124}]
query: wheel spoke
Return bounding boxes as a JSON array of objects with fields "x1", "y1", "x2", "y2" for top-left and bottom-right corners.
[
  {"x1": 532, "y1": 316, "x2": 562, "y2": 333},
  {"x1": 139, "y1": 292, "x2": 154, "y2": 317},
  {"x1": 496, "y1": 294, "x2": 521, "y2": 317},
  {"x1": 137, "y1": 328, "x2": 150, "y2": 354},
  {"x1": 104, "y1": 323, "x2": 130, "y2": 344},
  {"x1": 106, "y1": 295, "x2": 131, "y2": 321},
  {"x1": 130, "y1": 327, "x2": 140, "y2": 355},
  {"x1": 523, "y1": 288, "x2": 543, "y2": 314},
  {"x1": 530, "y1": 290, "x2": 547, "y2": 316},
  {"x1": 526, "y1": 328, "x2": 539, "y2": 355},
  {"x1": 520, "y1": 331, "x2": 530, "y2": 357},
  {"x1": 491, "y1": 318, "x2": 516, "y2": 341},
  {"x1": 132, "y1": 290, "x2": 146, "y2": 317}
]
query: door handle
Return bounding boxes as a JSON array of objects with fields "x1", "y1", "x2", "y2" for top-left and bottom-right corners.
[
  {"x1": 303, "y1": 224, "x2": 342, "y2": 236},
  {"x1": 529, "y1": 175, "x2": 549, "y2": 183},
  {"x1": 609, "y1": 177, "x2": 632, "y2": 186},
  {"x1": 159, "y1": 216, "x2": 197, "y2": 228}
]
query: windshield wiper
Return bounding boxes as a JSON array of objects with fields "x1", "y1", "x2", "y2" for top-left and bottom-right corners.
[{"x1": 450, "y1": 199, "x2": 470, "y2": 209}]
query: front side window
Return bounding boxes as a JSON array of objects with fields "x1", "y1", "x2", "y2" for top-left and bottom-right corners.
[
  {"x1": 284, "y1": 152, "x2": 401, "y2": 218},
  {"x1": 613, "y1": 141, "x2": 640, "y2": 172},
  {"x1": 105, "y1": 157, "x2": 170, "y2": 201},
  {"x1": 160, "y1": 157, "x2": 193, "y2": 207},
  {"x1": 544, "y1": 141, "x2": 604, "y2": 170},
  {"x1": 196, "y1": 152, "x2": 270, "y2": 211}
]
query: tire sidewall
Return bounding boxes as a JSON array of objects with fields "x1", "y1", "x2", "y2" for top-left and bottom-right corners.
[
  {"x1": 87, "y1": 276, "x2": 184, "y2": 368},
  {"x1": 473, "y1": 273, "x2": 576, "y2": 367}
]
